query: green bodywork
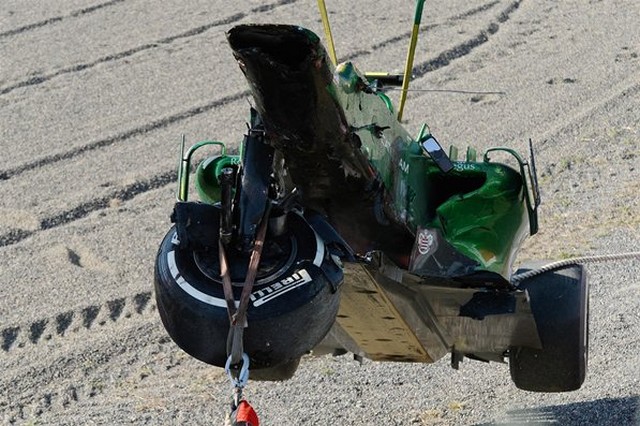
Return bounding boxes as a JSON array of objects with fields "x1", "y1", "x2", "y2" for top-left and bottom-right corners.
[
  {"x1": 176, "y1": 139, "x2": 240, "y2": 204},
  {"x1": 186, "y1": 44, "x2": 538, "y2": 280},
  {"x1": 330, "y1": 60, "x2": 536, "y2": 277}
]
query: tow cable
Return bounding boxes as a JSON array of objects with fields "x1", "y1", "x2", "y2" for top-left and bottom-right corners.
[{"x1": 511, "y1": 251, "x2": 640, "y2": 285}]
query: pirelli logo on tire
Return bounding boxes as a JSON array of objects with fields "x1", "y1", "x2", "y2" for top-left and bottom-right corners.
[{"x1": 250, "y1": 269, "x2": 313, "y2": 307}]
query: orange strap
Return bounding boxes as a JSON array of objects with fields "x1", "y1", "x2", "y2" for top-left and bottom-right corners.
[{"x1": 235, "y1": 400, "x2": 259, "y2": 426}]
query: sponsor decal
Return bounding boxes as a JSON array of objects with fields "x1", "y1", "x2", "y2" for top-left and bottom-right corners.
[
  {"x1": 399, "y1": 158, "x2": 410, "y2": 174},
  {"x1": 453, "y1": 162, "x2": 478, "y2": 172},
  {"x1": 250, "y1": 269, "x2": 313, "y2": 307},
  {"x1": 417, "y1": 230, "x2": 434, "y2": 255}
]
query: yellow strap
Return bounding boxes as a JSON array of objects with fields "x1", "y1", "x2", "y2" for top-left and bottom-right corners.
[
  {"x1": 398, "y1": 0, "x2": 426, "y2": 122},
  {"x1": 317, "y1": 0, "x2": 338, "y2": 66},
  {"x1": 397, "y1": 23, "x2": 420, "y2": 122}
]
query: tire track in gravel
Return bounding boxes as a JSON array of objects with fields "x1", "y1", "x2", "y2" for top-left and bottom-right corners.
[
  {"x1": 353, "y1": 0, "x2": 522, "y2": 74},
  {"x1": 0, "y1": 90, "x2": 248, "y2": 182},
  {"x1": 538, "y1": 78, "x2": 640, "y2": 148},
  {"x1": 0, "y1": 291, "x2": 154, "y2": 353},
  {"x1": 0, "y1": 168, "x2": 179, "y2": 247},
  {"x1": 1, "y1": 293, "x2": 159, "y2": 423},
  {"x1": 1, "y1": 319, "x2": 175, "y2": 425},
  {"x1": 0, "y1": 0, "x2": 297, "y2": 96},
  {"x1": 0, "y1": 1, "x2": 513, "y2": 184},
  {"x1": 0, "y1": 0, "x2": 525, "y2": 249},
  {"x1": 0, "y1": 0, "x2": 127, "y2": 39},
  {"x1": 452, "y1": 0, "x2": 501, "y2": 21},
  {"x1": 342, "y1": 0, "x2": 502, "y2": 59},
  {"x1": 412, "y1": 0, "x2": 523, "y2": 77}
]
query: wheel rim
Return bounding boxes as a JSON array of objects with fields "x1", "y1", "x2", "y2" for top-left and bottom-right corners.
[{"x1": 193, "y1": 235, "x2": 298, "y2": 286}]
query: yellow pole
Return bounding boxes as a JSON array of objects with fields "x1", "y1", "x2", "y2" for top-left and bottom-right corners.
[
  {"x1": 397, "y1": 0, "x2": 426, "y2": 122},
  {"x1": 317, "y1": 0, "x2": 338, "y2": 66}
]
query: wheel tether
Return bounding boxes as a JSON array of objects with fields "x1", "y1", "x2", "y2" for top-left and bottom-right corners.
[{"x1": 221, "y1": 204, "x2": 271, "y2": 426}]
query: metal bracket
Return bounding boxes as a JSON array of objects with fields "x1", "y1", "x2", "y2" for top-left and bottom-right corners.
[
  {"x1": 177, "y1": 135, "x2": 227, "y2": 202},
  {"x1": 484, "y1": 145, "x2": 541, "y2": 235}
]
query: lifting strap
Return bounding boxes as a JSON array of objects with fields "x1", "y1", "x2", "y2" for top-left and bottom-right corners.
[{"x1": 220, "y1": 203, "x2": 271, "y2": 426}]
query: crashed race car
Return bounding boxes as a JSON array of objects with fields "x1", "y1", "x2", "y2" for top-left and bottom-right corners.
[{"x1": 154, "y1": 0, "x2": 588, "y2": 395}]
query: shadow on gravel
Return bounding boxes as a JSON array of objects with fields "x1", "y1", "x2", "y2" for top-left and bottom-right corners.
[{"x1": 475, "y1": 396, "x2": 639, "y2": 425}]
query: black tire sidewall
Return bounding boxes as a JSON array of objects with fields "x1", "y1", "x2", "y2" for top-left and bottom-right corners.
[
  {"x1": 509, "y1": 264, "x2": 588, "y2": 392},
  {"x1": 154, "y1": 211, "x2": 340, "y2": 368}
]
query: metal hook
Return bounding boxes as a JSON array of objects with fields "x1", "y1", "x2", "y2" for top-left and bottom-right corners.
[{"x1": 225, "y1": 353, "x2": 250, "y2": 389}]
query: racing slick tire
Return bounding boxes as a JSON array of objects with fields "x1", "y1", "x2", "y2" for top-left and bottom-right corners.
[
  {"x1": 509, "y1": 263, "x2": 588, "y2": 392},
  {"x1": 154, "y1": 208, "x2": 342, "y2": 380}
]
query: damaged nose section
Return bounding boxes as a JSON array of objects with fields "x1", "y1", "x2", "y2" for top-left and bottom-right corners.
[
  {"x1": 226, "y1": 25, "x2": 338, "y2": 143},
  {"x1": 227, "y1": 24, "x2": 323, "y2": 70},
  {"x1": 226, "y1": 24, "x2": 416, "y2": 259}
]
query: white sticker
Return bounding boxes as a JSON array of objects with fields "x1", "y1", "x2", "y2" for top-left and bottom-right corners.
[
  {"x1": 250, "y1": 269, "x2": 313, "y2": 307},
  {"x1": 417, "y1": 230, "x2": 434, "y2": 255}
]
